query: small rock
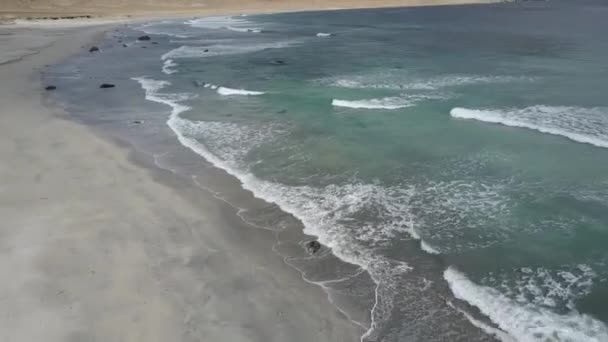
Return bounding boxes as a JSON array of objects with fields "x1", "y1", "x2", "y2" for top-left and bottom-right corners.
[
  {"x1": 151, "y1": 42, "x2": 158, "y2": 45},
  {"x1": 99, "y1": 83, "x2": 115, "y2": 89},
  {"x1": 204, "y1": 49, "x2": 209, "y2": 52},
  {"x1": 45, "y1": 85, "x2": 57, "y2": 91},
  {"x1": 305, "y1": 240, "x2": 322, "y2": 254},
  {"x1": 137, "y1": 35, "x2": 151, "y2": 41},
  {"x1": 89, "y1": 46, "x2": 100, "y2": 53},
  {"x1": 122, "y1": 44, "x2": 128, "y2": 47},
  {"x1": 271, "y1": 59, "x2": 286, "y2": 65},
  {"x1": 277, "y1": 109, "x2": 287, "y2": 114},
  {"x1": 132, "y1": 120, "x2": 143, "y2": 124}
]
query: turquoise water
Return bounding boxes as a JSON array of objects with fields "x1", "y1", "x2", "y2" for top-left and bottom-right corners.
[{"x1": 48, "y1": 1, "x2": 608, "y2": 341}]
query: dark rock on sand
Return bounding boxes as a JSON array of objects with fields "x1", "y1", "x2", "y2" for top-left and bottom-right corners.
[
  {"x1": 132, "y1": 120, "x2": 143, "y2": 124},
  {"x1": 271, "y1": 60, "x2": 286, "y2": 65},
  {"x1": 122, "y1": 44, "x2": 128, "y2": 48},
  {"x1": 193, "y1": 80, "x2": 206, "y2": 87},
  {"x1": 99, "y1": 83, "x2": 115, "y2": 89},
  {"x1": 151, "y1": 42, "x2": 158, "y2": 45},
  {"x1": 305, "y1": 240, "x2": 322, "y2": 254},
  {"x1": 45, "y1": 85, "x2": 57, "y2": 91},
  {"x1": 137, "y1": 35, "x2": 151, "y2": 41},
  {"x1": 204, "y1": 49, "x2": 209, "y2": 52},
  {"x1": 89, "y1": 46, "x2": 99, "y2": 53}
]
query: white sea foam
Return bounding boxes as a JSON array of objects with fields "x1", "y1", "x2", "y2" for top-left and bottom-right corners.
[
  {"x1": 217, "y1": 87, "x2": 265, "y2": 96},
  {"x1": 420, "y1": 240, "x2": 441, "y2": 254},
  {"x1": 333, "y1": 93, "x2": 449, "y2": 110},
  {"x1": 227, "y1": 26, "x2": 262, "y2": 33},
  {"x1": 444, "y1": 267, "x2": 608, "y2": 342},
  {"x1": 316, "y1": 32, "x2": 333, "y2": 37},
  {"x1": 161, "y1": 41, "x2": 293, "y2": 60},
  {"x1": 450, "y1": 106, "x2": 608, "y2": 149},
  {"x1": 326, "y1": 73, "x2": 532, "y2": 91},
  {"x1": 186, "y1": 16, "x2": 262, "y2": 33},
  {"x1": 131, "y1": 76, "x2": 412, "y2": 263},
  {"x1": 161, "y1": 59, "x2": 178, "y2": 75},
  {"x1": 332, "y1": 97, "x2": 414, "y2": 110},
  {"x1": 131, "y1": 76, "x2": 423, "y2": 338},
  {"x1": 485, "y1": 265, "x2": 598, "y2": 311},
  {"x1": 447, "y1": 301, "x2": 515, "y2": 342}
]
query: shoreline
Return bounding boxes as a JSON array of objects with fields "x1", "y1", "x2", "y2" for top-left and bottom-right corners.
[
  {"x1": 0, "y1": 21, "x2": 366, "y2": 341},
  {"x1": 1, "y1": 0, "x2": 496, "y2": 24},
  {"x1": 23, "y1": 4, "x2": 608, "y2": 339}
]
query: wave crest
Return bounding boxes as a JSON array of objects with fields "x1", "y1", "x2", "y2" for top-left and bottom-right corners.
[
  {"x1": 445, "y1": 267, "x2": 608, "y2": 342},
  {"x1": 332, "y1": 97, "x2": 414, "y2": 110},
  {"x1": 217, "y1": 87, "x2": 265, "y2": 96},
  {"x1": 450, "y1": 106, "x2": 608, "y2": 148}
]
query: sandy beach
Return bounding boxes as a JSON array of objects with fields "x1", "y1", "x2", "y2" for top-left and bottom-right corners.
[
  {"x1": 1, "y1": 0, "x2": 494, "y2": 20},
  {"x1": 0, "y1": 22, "x2": 366, "y2": 342}
]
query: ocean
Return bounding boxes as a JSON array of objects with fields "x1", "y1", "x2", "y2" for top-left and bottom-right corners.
[{"x1": 45, "y1": 1, "x2": 608, "y2": 340}]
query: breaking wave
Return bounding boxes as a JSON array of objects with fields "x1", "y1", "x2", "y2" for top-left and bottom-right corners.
[{"x1": 450, "y1": 106, "x2": 608, "y2": 148}]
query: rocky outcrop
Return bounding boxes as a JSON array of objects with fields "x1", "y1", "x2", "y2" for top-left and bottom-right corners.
[{"x1": 305, "y1": 240, "x2": 322, "y2": 254}]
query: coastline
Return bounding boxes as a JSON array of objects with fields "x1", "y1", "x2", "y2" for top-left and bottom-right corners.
[
  {"x1": 0, "y1": 22, "x2": 365, "y2": 341},
  {"x1": 16, "y1": 3, "x2": 608, "y2": 341},
  {"x1": 0, "y1": 0, "x2": 496, "y2": 24}
]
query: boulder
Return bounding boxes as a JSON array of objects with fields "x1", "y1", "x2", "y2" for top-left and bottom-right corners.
[
  {"x1": 99, "y1": 83, "x2": 115, "y2": 89},
  {"x1": 137, "y1": 35, "x2": 151, "y2": 41},
  {"x1": 305, "y1": 240, "x2": 322, "y2": 254},
  {"x1": 89, "y1": 46, "x2": 100, "y2": 53}
]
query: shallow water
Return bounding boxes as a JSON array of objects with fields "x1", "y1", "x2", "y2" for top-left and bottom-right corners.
[{"x1": 47, "y1": 1, "x2": 608, "y2": 340}]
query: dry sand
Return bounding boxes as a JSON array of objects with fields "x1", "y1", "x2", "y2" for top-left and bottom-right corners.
[
  {"x1": 1, "y1": 0, "x2": 495, "y2": 21},
  {"x1": 0, "y1": 22, "x2": 365, "y2": 342}
]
